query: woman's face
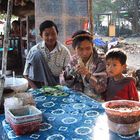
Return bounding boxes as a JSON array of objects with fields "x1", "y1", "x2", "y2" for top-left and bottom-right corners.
[
  {"x1": 41, "y1": 26, "x2": 58, "y2": 48},
  {"x1": 75, "y1": 40, "x2": 93, "y2": 63}
]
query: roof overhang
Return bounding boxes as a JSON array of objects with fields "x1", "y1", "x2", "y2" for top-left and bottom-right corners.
[{"x1": 0, "y1": 0, "x2": 34, "y2": 17}]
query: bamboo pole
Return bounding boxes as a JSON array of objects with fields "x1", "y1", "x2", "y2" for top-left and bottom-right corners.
[
  {"x1": 88, "y1": 0, "x2": 94, "y2": 35},
  {"x1": 0, "y1": 0, "x2": 13, "y2": 105}
]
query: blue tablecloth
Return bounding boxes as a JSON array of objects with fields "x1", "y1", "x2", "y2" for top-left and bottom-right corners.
[{"x1": 0, "y1": 86, "x2": 140, "y2": 140}]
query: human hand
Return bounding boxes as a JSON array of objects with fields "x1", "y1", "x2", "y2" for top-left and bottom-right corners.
[{"x1": 76, "y1": 64, "x2": 89, "y2": 77}]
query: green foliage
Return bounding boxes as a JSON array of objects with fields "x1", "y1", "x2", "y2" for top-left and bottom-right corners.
[
  {"x1": 94, "y1": 0, "x2": 115, "y2": 14},
  {"x1": 93, "y1": 0, "x2": 140, "y2": 33},
  {"x1": 0, "y1": 12, "x2": 18, "y2": 20},
  {"x1": 93, "y1": 0, "x2": 118, "y2": 24},
  {"x1": 0, "y1": 13, "x2": 6, "y2": 20}
]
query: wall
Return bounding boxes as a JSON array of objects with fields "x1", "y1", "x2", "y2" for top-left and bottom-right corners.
[{"x1": 35, "y1": 0, "x2": 88, "y2": 45}]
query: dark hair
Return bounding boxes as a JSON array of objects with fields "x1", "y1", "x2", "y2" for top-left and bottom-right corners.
[
  {"x1": 39, "y1": 20, "x2": 58, "y2": 35},
  {"x1": 12, "y1": 20, "x2": 20, "y2": 26},
  {"x1": 72, "y1": 30, "x2": 93, "y2": 49},
  {"x1": 106, "y1": 48, "x2": 127, "y2": 65}
]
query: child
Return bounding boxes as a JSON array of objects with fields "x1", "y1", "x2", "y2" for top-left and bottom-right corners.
[{"x1": 104, "y1": 48, "x2": 139, "y2": 101}]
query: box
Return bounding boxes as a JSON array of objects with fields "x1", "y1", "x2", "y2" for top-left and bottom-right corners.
[
  {"x1": 7, "y1": 105, "x2": 42, "y2": 135},
  {"x1": 4, "y1": 93, "x2": 35, "y2": 123},
  {"x1": 9, "y1": 120, "x2": 41, "y2": 135},
  {"x1": 7, "y1": 105, "x2": 41, "y2": 124},
  {"x1": 108, "y1": 24, "x2": 116, "y2": 37}
]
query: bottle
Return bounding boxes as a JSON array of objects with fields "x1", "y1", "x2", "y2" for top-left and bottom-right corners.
[{"x1": 59, "y1": 71, "x2": 65, "y2": 85}]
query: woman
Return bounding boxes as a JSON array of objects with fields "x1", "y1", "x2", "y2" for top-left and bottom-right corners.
[{"x1": 64, "y1": 30, "x2": 107, "y2": 101}]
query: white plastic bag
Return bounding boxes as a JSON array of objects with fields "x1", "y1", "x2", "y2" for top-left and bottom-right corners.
[
  {"x1": 14, "y1": 92, "x2": 35, "y2": 106},
  {"x1": 4, "y1": 97, "x2": 23, "y2": 122}
]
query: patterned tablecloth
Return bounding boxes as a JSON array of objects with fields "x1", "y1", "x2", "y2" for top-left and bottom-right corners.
[{"x1": 0, "y1": 86, "x2": 140, "y2": 140}]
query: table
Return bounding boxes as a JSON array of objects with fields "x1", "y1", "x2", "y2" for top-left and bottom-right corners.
[{"x1": 0, "y1": 85, "x2": 140, "y2": 140}]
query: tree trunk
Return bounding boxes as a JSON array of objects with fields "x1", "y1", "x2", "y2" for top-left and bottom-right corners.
[
  {"x1": 88, "y1": 0, "x2": 94, "y2": 35},
  {"x1": 131, "y1": 0, "x2": 140, "y2": 33},
  {"x1": 0, "y1": 0, "x2": 13, "y2": 106}
]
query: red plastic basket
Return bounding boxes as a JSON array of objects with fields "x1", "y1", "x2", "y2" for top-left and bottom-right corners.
[
  {"x1": 6, "y1": 105, "x2": 42, "y2": 135},
  {"x1": 9, "y1": 119, "x2": 41, "y2": 135}
]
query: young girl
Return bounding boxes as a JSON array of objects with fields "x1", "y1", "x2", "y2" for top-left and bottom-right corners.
[
  {"x1": 64, "y1": 30, "x2": 107, "y2": 101},
  {"x1": 104, "y1": 48, "x2": 139, "y2": 101}
]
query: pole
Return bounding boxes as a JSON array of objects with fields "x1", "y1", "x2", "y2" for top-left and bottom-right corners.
[
  {"x1": 2, "y1": 0, "x2": 13, "y2": 76},
  {"x1": 0, "y1": 0, "x2": 13, "y2": 106},
  {"x1": 88, "y1": 0, "x2": 94, "y2": 35}
]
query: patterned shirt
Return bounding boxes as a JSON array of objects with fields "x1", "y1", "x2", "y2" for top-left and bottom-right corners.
[
  {"x1": 23, "y1": 41, "x2": 71, "y2": 77},
  {"x1": 64, "y1": 51, "x2": 107, "y2": 101}
]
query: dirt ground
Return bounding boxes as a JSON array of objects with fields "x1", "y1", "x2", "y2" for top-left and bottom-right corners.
[
  {"x1": 123, "y1": 37, "x2": 140, "y2": 70},
  {"x1": 123, "y1": 38, "x2": 140, "y2": 96},
  {"x1": 126, "y1": 52, "x2": 140, "y2": 69},
  {"x1": 99, "y1": 36, "x2": 140, "y2": 70}
]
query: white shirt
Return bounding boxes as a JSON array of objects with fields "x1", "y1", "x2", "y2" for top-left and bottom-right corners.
[{"x1": 23, "y1": 41, "x2": 71, "y2": 77}]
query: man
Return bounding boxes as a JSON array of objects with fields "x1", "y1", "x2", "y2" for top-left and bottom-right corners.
[{"x1": 23, "y1": 20, "x2": 71, "y2": 89}]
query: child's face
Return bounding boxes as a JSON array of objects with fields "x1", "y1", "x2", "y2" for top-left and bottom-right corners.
[{"x1": 106, "y1": 58, "x2": 126, "y2": 77}]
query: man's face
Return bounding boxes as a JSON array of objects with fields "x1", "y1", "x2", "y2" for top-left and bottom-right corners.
[
  {"x1": 41, "y1": 26, "x2": 58, "y2": 48},
  {"x1": 75, "y1": 40, "x2": 93, "y2": 63},
  {"x1": 106, "y1": 58, "x2": 126, "y2": 77}
]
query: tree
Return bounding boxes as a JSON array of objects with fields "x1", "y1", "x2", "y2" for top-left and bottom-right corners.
[
  {"x1": 118, "y1": 0, "x2": 140, "y2": 33},
  {"x1": 93, "y1": 0, "x2": 113, "y2": 24},
  {"x1": 94, "y1": 0, "x2": 140, "y2": 34},
  {"x1": 0, "y1": 14, "x2": 6, "y2": 20}
]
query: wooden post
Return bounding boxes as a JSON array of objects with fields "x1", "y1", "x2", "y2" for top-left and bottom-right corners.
[
  {"x1": 88, "y1": 0, "x2": 94, "y2": 35},
  {"x1": 0, "y1": 0, "x2": 13, "y2": 105}
]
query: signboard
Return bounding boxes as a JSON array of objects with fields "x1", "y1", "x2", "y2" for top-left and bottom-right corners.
[{"x1": 109, "y1": 24, "x2": 116, "y2": 37}]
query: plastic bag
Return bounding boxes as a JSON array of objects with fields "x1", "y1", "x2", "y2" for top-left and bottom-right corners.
[
  {"x1": 14, "y1": 92, "x2": 35, "y2": 106},
  {"x1": 4, "y1": 92, "x2": 35, "y2": 122},
  {"x1": 4, "y1": 97, "x2": 23, "y2": 122}
]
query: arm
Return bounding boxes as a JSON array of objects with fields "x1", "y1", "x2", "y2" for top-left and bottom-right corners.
[
  {"x1": 128, "y1": 79, "x2": 139, "y2": 101},
  {"x1": 63, "y1": 55, "x2": 82, "y2": 87},
  {"x1": 76, "y1": 61, "x2": 107, "y2": 94},
  {"x1": 89, "y1": 59, "x2": 107, "y2": 94},
  {"x1": 23, "y1": 47, "x2": 38, "y2": 89},
  {"x1": 63, "y1": 65, "x2": 76, "y2": 86},
  {"x1": 88, "y1": 72, "x2": 107, "y2": 94},
  {"x1": 63, "y1": 53, "x2": 76, "y2": 85},
  {"x1": 24, "y1": 75, "x2": 37, "y2": 89}
]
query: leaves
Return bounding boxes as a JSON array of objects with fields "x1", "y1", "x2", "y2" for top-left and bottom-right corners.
[{"x1": 94, "y1": 0, "x2": 140, "y2": 33}]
